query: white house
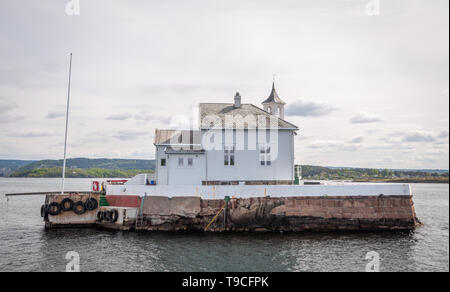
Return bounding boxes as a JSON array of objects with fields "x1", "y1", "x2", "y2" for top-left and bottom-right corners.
[{"x1": 154, "y1": 83, "x2": 298, "y2": 185}]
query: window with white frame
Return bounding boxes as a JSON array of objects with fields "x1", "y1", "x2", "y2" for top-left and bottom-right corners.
[
  {"x1": 224, "y1": 146, "x2": 235, "y2": 166},
  {"x1": 259, "y1": 145, "x2": 271, "y2": 166},
  {"x1": 178, "y1": 157, "x2": 184, "y2": 167},
  {"x1": 187, "y1": 157, "x2": 193, "y2": 167}
]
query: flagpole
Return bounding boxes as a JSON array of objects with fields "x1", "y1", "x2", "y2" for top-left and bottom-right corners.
[{"x1": 62, "y1": 53, "x2": 72, "y2": 194}]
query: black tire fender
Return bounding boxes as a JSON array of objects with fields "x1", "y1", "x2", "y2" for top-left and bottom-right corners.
[
  {"x1": 61, "y1": 198, "x2": 75, "y2": 212},
  {"x1": 110, "y1": 209, "x2": 119, "y2": 223},
  {"x1": 47, "y1": 202, "x2": 62, "y2": 216},
  {"x1": 84, "y1": 198, "x2": 98, "y2": 211},
  {"x1": 96, "y1": 211, "x2": 104, "y2": 221},
  {"x1": 103, "y1": 210, "x2": 111, "y2": 222},
  {"x1": 40, "y1": 204, "x2": 48, "y2": 217},
  {"x1": 73, "y1": 201, "x2": 86, "y2": 215}
]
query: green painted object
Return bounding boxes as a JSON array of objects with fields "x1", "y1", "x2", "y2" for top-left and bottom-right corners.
[{"x1": 99, "y1": 195, "x2": 109, "y2": 206}]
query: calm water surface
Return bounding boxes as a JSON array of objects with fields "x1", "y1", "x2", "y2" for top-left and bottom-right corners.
[{"x1": 0, "y1": 178, "x2": 448, "y2": 272}]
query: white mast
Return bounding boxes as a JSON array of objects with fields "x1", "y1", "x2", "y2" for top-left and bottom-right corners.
[{"x1": 61, "y1": 53, "x2": 73, "y2": 194}]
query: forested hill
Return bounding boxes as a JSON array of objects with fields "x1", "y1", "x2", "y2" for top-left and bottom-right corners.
[
  {"x1": 300, "y1": 165, "x2": 449, "y2": 183},
  {"x1": 0, "y1": 160, "x2": 35, "y2": 176},
  {"x1": 14, "y1": 158, "x2": 155, "y2": 172},
  {"x1": 4, "y1": 158, "x2": 155, "y2": 178}
]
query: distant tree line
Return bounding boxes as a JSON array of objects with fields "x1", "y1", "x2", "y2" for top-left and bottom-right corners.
[
  {"x1": 1, "y1": 158, "x2": 155, "y2": 178},
  {"x1": 300, "y1": 165, "x2": 448, "y2": 183},
  {"x1": 10, "y1": 167, "x2": 154, "y2": 178}
]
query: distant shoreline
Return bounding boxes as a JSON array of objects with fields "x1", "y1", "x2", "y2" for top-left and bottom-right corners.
[
  {"x1": 1, "y1": 176, "x2": 448, "y2": 184},
  {"x1": 352, "y1": 178, "x2": 449, "y2": 184}
]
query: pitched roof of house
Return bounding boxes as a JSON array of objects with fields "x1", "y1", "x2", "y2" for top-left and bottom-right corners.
[
  {"x1": 199, "y1": 103, "x2": 298, "y2": 130},
  {"x1": 154, "y1": 129, "x2": 202, "y2": 145},
  {"x1": 262, "y1": 82, "x2": 286, "y2": 105}
]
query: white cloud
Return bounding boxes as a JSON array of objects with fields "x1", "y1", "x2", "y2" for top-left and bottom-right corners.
[
  {"x1": 106, "y1": 113, "x2": 132, "y2": 121},
  {"x1": 0, "y1": 98, "x2": 22, "y2": 123},
  {"x1": 135, "y1": 112, "x2": 171, "y2": 124},
  {"x1": 350, "y1": 136, "x2": 364, "y2": 143},
  {"x1": 350, "y1": 112, "x2": 383, "y2": 124},
  {"x1": 307, "y1": 140, "x2": 360, "y2": 151},
  {"x1": 285, "y1": 100, "x2": 336, "y2": 117},
  {"x1": 113, "y1": 130, "x2": 149, "y2": 141},
  {"x1": 46, "y1": 110, "x2": 65, "y2": 119},
  {"x1": 9, "y1": 131, "x2": 55, "y2": 138},
  {"x1": 402, "y1": 131, "x2": 437, "y2": 143},
  {"x1": 0, "y1": 115, "x2": 24, "y2": 124},
  {"x1": 437, "y1": 130, "x2": 449, "y2": 139},
  {"x1": 0, "y1": 98, "x2": 16, "y2": 114}
]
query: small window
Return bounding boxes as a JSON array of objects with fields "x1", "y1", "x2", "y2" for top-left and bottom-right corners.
[
  {"x1": 224, "y1": 146, "x2": 235, "y2": 166},
  {"x1": 178, "y1": 158, "x2": 184, "y2": 167},
  {"x1": 259, "y1": 146, "x2": 272, "y2": 166},
  {"x1": 161, "y1": 159, "x2": 166, "y2": 167},
  {"x1": 187, "y1": 158, "x2": 193, "y2": 167}
]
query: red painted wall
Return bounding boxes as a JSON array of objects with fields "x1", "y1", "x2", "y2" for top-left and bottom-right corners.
[{"x1": 106, "y1": 195, "x2": 141, "y2": 208}]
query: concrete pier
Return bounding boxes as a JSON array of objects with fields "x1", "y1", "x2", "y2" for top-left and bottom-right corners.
[{"x1": 41, "y1": 192, "x2": 419, "y2": 232}]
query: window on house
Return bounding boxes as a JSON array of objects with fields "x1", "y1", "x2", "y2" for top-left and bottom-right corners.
[
  {"x1": 178, "y1": 157, "x2": 184, "y2": 167},
  {"x1": 161, "y1": 158, "x2": 166, "y2": 167},
  {"x1": 187, "y1": 158, "x2": 193, "y2": 167},
  {"x1": 224, "y1": 146, "x2": 235, "y2": 166},
  {"x1": 260, "y1": 146, "x2": 271, "y2": 166}
]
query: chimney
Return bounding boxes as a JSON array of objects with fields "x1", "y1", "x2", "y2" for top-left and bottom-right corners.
[{"x1": 234, "y1": 92, "x2": 241, "y2": 108}]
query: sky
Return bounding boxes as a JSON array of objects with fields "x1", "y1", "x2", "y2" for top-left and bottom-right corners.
[{"x1": 0, "y1": 0, "x2": 448, "y2": 169}]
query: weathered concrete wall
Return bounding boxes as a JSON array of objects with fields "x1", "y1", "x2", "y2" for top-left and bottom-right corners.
[
  {"x1": 143, "y1": 196, "x2": 201, "y2": 218},
  {"x1": 97, "y1": 207, "x2": 138, "y2": 231},
  {"x1": 45, "y1": 193, "x2": 100, "y2": 228},
  {"x1": 137, "y1": 195, "x2": 418, "y2": 232}
]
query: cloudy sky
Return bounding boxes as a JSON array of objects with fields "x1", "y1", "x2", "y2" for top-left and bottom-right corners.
[{"x1": 0, "y1": 0, "x2": 448, "y2": 169}]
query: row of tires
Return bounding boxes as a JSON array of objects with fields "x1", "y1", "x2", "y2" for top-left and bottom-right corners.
[
  {"x1": 96, "y1": 210, "x2": 119, "y2": 223},
  {"x1": 41, "y1": 198, "x2": 98, "y2": 217}
]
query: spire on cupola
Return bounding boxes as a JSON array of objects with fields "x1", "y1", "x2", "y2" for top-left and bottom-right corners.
[{"x1": 262, "y1": 77, "x2": 286, "y2": 119}]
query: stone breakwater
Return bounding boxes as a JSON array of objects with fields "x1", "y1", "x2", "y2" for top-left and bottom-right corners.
[{"x1": 43, "y1": 194, "x2": 419, "y2": 231}]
